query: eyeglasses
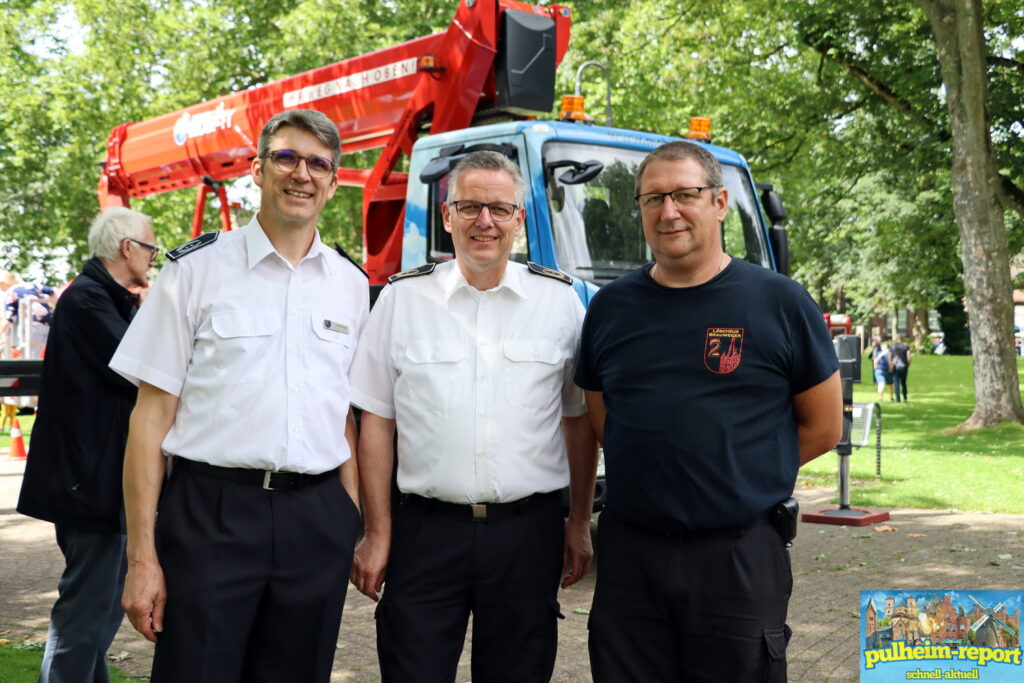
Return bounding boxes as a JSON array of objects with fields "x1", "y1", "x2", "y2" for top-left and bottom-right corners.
[
  {"x1": 449, "y1": 200, "x2": 519, "y2": 222},
  {"x1": 125, "y1": 238, "x2": 159, "y2": 261},
  {"x1": 635, "y1": 186, "x2": 719, "y2": 211},
  {"x1": 264, "y1": 149, "x2": 336, "y2": 179}
]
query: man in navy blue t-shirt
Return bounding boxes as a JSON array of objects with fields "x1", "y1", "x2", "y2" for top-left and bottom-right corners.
[{"x1": 575, "y1": 140, "x2": 841, "y2": 682}]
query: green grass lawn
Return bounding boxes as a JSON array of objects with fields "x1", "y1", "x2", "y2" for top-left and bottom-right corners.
[
  {"x1": 0, "y1": 640, "x2": 136, "y2": 682},
  {"x1": 797, "y1": 354, "x2": 1024, "y2": 513}
]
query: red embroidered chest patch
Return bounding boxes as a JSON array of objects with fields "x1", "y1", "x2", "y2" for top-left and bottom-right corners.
[{"x1": 704, "y1": 327, "x2": 744, "y2": 374}]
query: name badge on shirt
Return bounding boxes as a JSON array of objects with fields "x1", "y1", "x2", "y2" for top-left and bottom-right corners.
[{"x1": 323, "y1": 319, "x2": 350, "y2": 335}]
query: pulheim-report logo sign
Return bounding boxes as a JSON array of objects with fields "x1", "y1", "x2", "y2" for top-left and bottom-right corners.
[{"x1": 860, "y1": 590, "x2": 1022, "y2": 682}]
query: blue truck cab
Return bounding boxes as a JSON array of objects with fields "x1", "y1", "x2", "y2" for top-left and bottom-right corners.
[{"x1": 402, "y1": 119, "x2": 787, "y2": 307}]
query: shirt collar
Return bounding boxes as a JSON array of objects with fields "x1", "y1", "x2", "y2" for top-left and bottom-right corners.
[
  {"x1": 244, "y1": 215, "x2": 333, "y2": 276},
  {"x1": 441, "y1": 259, "x2": 526, "y2": 304}
]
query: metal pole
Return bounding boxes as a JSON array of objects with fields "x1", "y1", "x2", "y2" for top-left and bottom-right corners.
[
  {"x1": 875, "y1": 402, "x2": 883, "y2": 478},
  {"x1": 574, "y1": 61, "x2": 612, "y2": 126},
  {"x1": 838, "y1": 453, "x2": 852, "y2": 508}
]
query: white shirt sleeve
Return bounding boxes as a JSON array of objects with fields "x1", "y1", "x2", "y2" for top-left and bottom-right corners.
[
  {"x1": 560, "y1": 289, "x2": 587, "y2": 418},
  {"x1": 349, "y1": 284, "x2": 399, "y2": 419},
  {"x1": 109, "y1": 261, "x2": 194, "y2": 396}
]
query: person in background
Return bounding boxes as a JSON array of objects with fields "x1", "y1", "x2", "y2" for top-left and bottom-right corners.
[
  {"x1": 889, "y1": 334, "x2": 911, "y2": 402},
  {"x1": 873, "y1": 340, "x2": 894, "y2": 401},
  {"x1": 17, "y1": 208, "x2": 155, "y2": 683},
  {"x1": 1, "y1": 271, "x2": 56, "y2": 358}
]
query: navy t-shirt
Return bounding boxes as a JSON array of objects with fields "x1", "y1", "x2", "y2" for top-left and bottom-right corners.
[{"x1": 575, "y1": 259, "x2": 838, "y2": 532}]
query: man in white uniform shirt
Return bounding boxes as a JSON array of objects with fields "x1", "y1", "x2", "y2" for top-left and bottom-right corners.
[
  {"x1": 110, "y1": 109, "x2": 368, "y2": 683},
  {"x1": 349, "y1": 150, "x2": 598, "y2": 682}
]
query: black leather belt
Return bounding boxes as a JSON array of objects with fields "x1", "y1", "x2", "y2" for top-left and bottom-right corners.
[
  {"x1": 620, "y1": 512, "x2": 772, "y2": 542},
  {"x1": 403, "y1": 490, "x2": 560, "y2": 521},
  {"x1": 173, "y1": 456, "x2": 338, "y2": 492}
]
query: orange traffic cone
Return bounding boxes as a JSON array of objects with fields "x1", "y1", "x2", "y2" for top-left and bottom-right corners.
[{"x1": 9, "y1": 417, "x2": 27, "y2": 460}]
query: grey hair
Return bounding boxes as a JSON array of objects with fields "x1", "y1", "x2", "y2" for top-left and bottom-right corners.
[
  {"x1": 446, "y1": 150, "x2": 525, "y2": 207},
  {"x1": 88, "y1": 207, "x2": 151, "y2": 260},
  {"x1": 634, "y1": 140, "x2": 723, "y2": 197},
  {"x1": 258, "y1": 109, "x2": 342, "y2": 167}
]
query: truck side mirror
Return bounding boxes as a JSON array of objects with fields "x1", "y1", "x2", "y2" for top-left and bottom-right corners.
[
  {"x1": 558, "y1": 160, "x2": 604, "y2": 185},
  {"x1": 757, "y1": 182, "x2": 789, "y2": 277}
]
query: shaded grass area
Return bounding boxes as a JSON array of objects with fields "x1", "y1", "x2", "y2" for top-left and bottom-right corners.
[
  {"x1": 797, "y1": 354, "x2": 1024, "y2": 513},
  {"x1": 0, "y1": 640, "x2": 136, "y2": 682}
]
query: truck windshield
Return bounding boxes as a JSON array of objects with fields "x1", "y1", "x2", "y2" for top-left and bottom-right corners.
[{"x1": 544, "y1": 142, "x2": 770, "y2": 284}]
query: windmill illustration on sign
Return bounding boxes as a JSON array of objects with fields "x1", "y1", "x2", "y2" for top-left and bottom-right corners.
[{"x1": 968, "y1": 594, "x2": 1019, "y2": 648}]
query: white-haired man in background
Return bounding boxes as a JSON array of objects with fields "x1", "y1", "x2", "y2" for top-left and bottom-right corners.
[{"x1": 18, "y1": 207, "x2": 156, "y2": 683}]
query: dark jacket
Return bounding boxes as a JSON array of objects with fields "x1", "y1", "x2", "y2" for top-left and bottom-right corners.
[{"x1": 17, "y1": 258, "x2": 139, "y2": 533}]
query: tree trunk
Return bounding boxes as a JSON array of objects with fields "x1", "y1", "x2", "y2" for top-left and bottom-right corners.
[
  {"x1": 917, "y1": 0, "x2": 1024, "y2": 429},
  {"x1": 913, "y1": 306, "x2": 931, "y2": 353}
]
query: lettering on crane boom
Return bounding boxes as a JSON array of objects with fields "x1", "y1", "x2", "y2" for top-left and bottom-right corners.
[{"x1": 283, "y1": 58, "x2": 418, "y2": 109}]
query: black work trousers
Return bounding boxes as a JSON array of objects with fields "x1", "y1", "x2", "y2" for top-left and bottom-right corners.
[
  {"x1": 150, "y1": 462, "x2": 360, "y2": 683},
  {"x1": 375, "y1": 493, "x2": 565, "y2": 683},
  {"x1": 589, "y1": 510, "x2": 792, "y2": 683}
]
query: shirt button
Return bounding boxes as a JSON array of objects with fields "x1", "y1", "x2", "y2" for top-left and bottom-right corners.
[{"x1": 291, "y1": 385, "x2": 299, "y2": 392}]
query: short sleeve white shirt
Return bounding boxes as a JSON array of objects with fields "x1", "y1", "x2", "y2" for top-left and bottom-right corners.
[
  {"x1": 110, "y1": 217, "x2": 369, "y2": 473},
  {"x1": 349, "y1": 260, "x2": 586, "y2": 503}
]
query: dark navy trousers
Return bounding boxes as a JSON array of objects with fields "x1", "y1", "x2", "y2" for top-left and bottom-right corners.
[
  {"x1": 39, "y1": 525, "x2": 126, "y2": 683},
  {"x1": 589, "y1": 511, "x2": 792, "y2": 683},
  {"x1": 376, "y1": 494, "x2": 565, "y2": 683},
  {"x1": 150, "y1": 463, "x2": 359, "y2": 683}
]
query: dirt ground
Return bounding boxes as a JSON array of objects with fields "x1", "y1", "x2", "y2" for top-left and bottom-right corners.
[{"x1": 2, "y1": 454, "x2": 1022, "y2": 682}]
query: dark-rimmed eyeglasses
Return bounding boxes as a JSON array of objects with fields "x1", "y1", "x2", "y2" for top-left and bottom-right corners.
[
  {"x1": 264, "y1": 149, "x2": 336, "y2": 179},
  {"x1": 635, "y1": 186, "x2": 719, "y2": 211},
  {"x1": 125, "y1": 238, "x2": 159, "y2": 261},
  {"x1": 449, "y1": 200, "x2": 519, "y2": 222}
]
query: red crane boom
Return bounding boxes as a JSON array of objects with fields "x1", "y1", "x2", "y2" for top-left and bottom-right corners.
[{"x1": 99, "y1": 0, "x2": 570, "y2": 282}]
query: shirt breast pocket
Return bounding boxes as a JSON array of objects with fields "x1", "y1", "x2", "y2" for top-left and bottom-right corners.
[
  {"x1": 502, "y1": 339, "x2": 564, "y2": 408},
  {"x1": 310, "y1": 311, "x2": 357, "y2": 389},
  {"x1": 210, "y1": 309, "x2": 281, "y2": 383},
  {"x1": 400, "y1": 340, "x2": 465, "y2": 413}
]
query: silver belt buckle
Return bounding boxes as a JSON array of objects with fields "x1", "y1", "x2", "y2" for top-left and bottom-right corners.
[
  {"x1": 262, "y1": 470, "x2": 275, "y2": 490},
  {"x1": 471, "y1": 504, "x2": 487, "y2": 520}
]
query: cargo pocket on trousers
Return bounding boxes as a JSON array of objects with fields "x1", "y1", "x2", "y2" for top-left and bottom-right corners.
[{"x1": 762, "y1": 624, "x2": 792, "y2": 683}]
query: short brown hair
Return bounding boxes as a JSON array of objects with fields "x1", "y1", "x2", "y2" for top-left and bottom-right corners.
[
  {"x1": 447, "y1": 150, "x2": 525, "y2": 206},
  {"x1": 634, "y1": 140, "x2": 722, "y2": 197},
  {"x1": 258, "y1": 110, "x2": 342, "y2": 167}
]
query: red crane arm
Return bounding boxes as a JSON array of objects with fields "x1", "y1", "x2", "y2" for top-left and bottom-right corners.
[{"x1": 98, "y1": 0, "x2": 571, "y2": 282}]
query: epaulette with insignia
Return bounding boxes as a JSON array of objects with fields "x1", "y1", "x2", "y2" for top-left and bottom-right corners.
[
  {"x1": 526, "y1": 261, "x2": 572, "y2": 285},
  {"x1": 166, "y1": 232, "x2": 219, "y2": 261},
  {"x1": 387, "y1": 263, "x2": 436, "y2": 284},
  {"x1": 333, "y1": 244, "x2": 368, "y2": 279}
]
